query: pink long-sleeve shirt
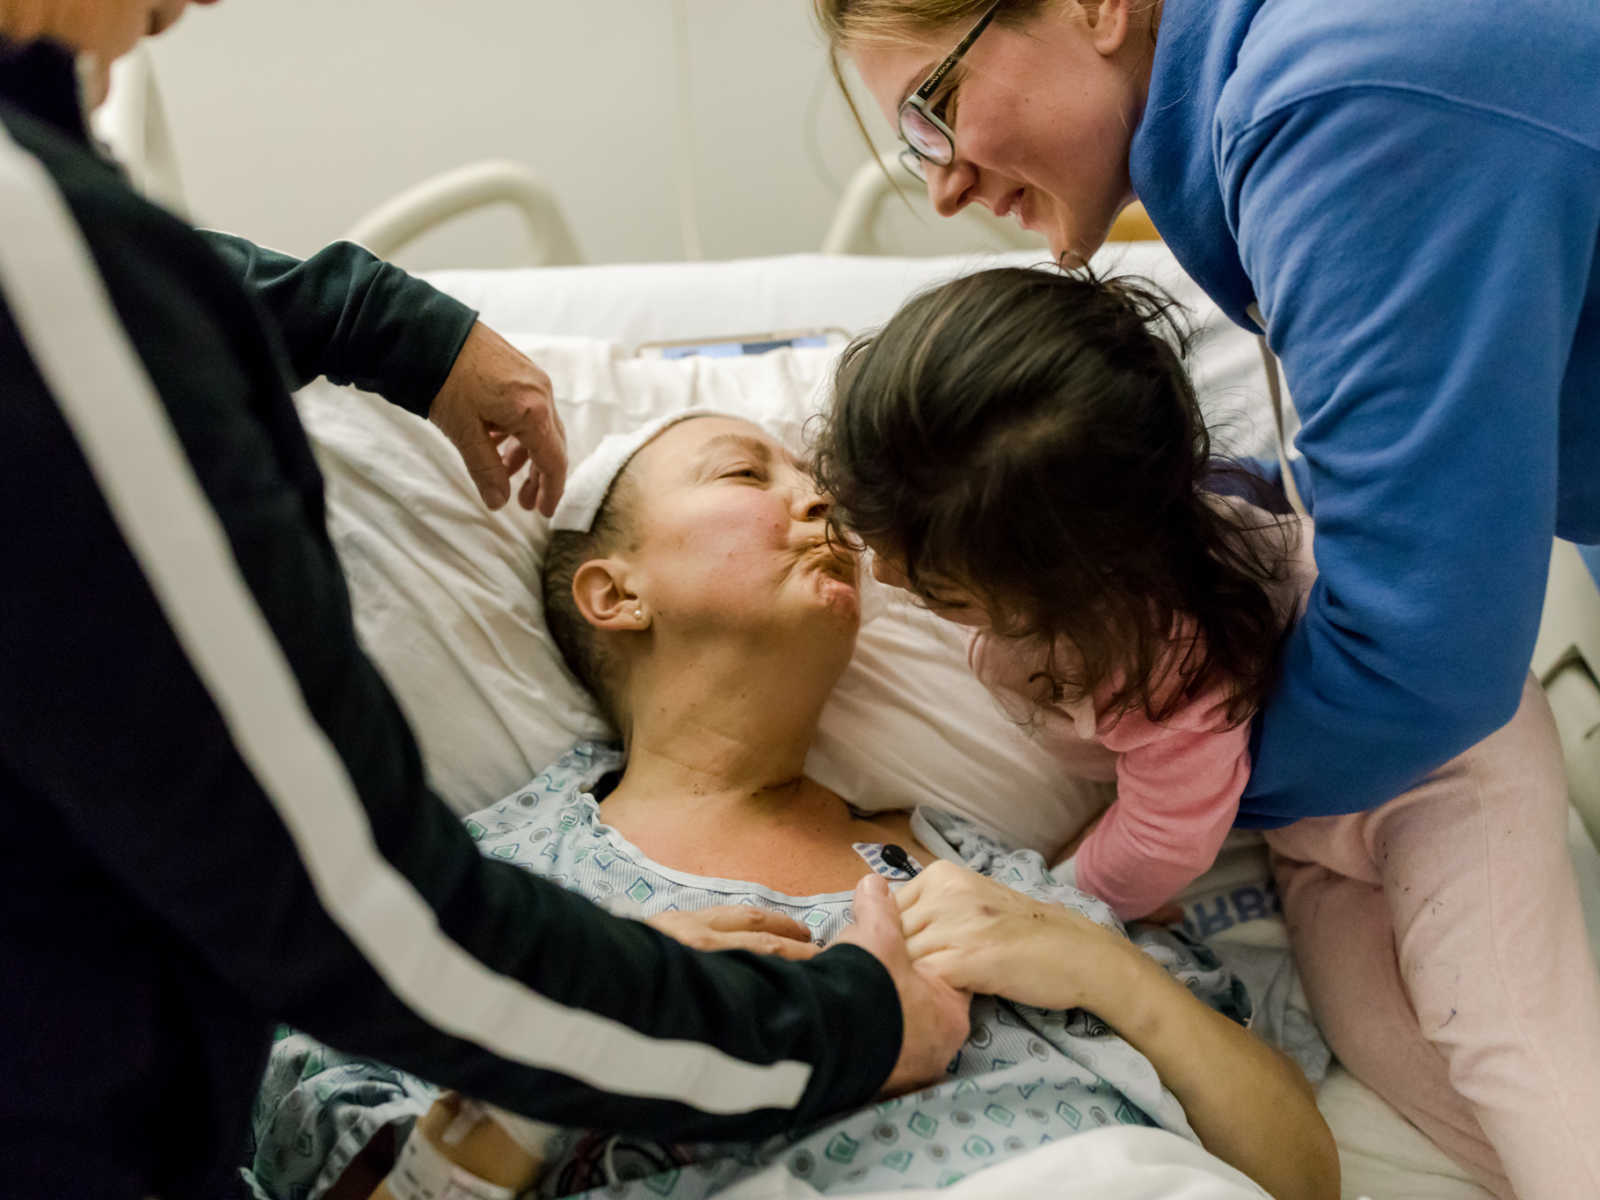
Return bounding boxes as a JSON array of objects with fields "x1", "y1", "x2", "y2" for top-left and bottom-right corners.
[{"x1": 969, "y1": 509, "x2": 1314, "y2": 920}]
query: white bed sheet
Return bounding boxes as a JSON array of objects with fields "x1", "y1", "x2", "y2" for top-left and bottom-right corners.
[
  {"x1": 711, "y1": 1126, "x2": 1270, "y2": 1200},
  {"x1": 295, "y1": 247, "x2": 1600, "y2": 1200}
]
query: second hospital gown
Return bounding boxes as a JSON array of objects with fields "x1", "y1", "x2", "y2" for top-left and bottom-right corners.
[{"x1": 246, "y1": 742, "x2": 1256, "y2": 1199}]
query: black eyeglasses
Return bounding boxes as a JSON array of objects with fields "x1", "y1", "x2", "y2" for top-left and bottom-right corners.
[{"x1": 896, "y1": 0, "x2": 1003, "y2": 181}]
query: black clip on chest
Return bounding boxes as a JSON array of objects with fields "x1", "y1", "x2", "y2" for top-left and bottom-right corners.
[{"x1": 881, "y1": 843, "x2": 920, "y2": 878}]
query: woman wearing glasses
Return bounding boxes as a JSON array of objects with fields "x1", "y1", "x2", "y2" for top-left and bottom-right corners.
[{"x1": 815, "y1": 1, "x2": 1600, "y2": 1197}]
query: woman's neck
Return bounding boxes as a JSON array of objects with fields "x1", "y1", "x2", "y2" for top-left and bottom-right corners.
[
  {"x1": 602, "y1": 642, "x2": 844, "y2": 834},
  {"x1": 595, "y1": 644, "x2": 933, "y2": 892}
]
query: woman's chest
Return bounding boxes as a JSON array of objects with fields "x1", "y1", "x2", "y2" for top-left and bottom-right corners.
[{"x1": 624, "y1": 811, "x2": 936, "y2": 896}]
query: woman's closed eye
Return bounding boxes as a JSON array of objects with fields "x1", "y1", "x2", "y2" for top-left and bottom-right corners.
[{"x1": 720, "y1": 464, "x2": 767, "y2": 482}]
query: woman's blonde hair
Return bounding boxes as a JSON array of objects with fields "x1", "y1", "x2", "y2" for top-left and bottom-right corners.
[
  {"x1": 813, "y1": 0, "x2": 1048, "y2": 48},
  {"x1": 812, "y1": 2, "x2": 1050, "y2": 175}
]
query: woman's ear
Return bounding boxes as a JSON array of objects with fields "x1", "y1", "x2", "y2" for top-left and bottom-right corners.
[
  {"x1": 1077, "y1": 0, "x2": 1132, "y2": 55},
  {"x1": 572, "y1": 559, "x2": 648, "y2": 630}
]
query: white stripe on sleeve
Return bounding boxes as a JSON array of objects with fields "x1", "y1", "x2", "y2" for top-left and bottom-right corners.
[{"x1": 0, "y1": 124, "x2": 811, "y2": 1115}]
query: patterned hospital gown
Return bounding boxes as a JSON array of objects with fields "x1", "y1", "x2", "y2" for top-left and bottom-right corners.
[{"x1": 245, "y1": 742, "x2": 1251, "y2": 1200}]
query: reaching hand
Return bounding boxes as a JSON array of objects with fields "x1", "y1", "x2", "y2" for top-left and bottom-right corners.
[
  {"x1": 646, "y1": 906, "x2": 820, "y2": 961},
  {"x1": 429, "y1": 321, "x2": 567, "y2": 515},
  {"x1": 833, "y1": 874, "x2": 970, "y2": 1097},
  {"x1": 896, "y1": 860, "x2": 1125, "y2": 1011}
]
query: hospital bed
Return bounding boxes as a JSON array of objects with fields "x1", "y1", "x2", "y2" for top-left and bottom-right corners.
[
  {"x1": 329, "y1": 171, "x2": 1600, "y2": 1200},
  {"x1": 311, "y1": 233, "x2": 1598, "y2": 1200},
  {"x1": 94, "y1": 67, "x2": 1600, "y2": 1196}
]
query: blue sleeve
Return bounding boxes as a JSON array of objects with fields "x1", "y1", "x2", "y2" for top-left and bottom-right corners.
[{"x1": 1220, "y1": 89, "x2": 1597, "y2": 822}]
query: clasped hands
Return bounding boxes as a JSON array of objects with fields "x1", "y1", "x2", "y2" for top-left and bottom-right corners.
[
  {"x1": 644, "y1": 861, "x2": 1144, "y2": 1097},
  {"x1": 646, "y1": 860, "x2": 1123, "y2": 1011}
]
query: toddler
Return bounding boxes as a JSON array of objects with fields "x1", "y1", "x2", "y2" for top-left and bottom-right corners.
[{"x1": 812, "y1": 266, "x2": 1600, "y2": 1200}]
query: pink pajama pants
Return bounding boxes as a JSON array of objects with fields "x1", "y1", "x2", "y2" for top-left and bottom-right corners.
[{"x1": 1263, "y1": 675, "x2": 1600, "y2": 1199}]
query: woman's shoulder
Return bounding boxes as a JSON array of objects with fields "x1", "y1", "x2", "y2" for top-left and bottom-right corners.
[
  {"x1": 1225, "y1": 0, "x2": 1596, "y2": 145},
  {"x1": 463, "y1": 741, "x2": 622, "y2": 841},
  {"x1": 1, "y1": 96, "x2": 241, "y2": 301}
]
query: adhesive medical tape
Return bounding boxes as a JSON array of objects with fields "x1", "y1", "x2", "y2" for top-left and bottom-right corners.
[
  {"x1": 385, "y1": 1123, "x2": 516, "y2": 1200},
  {"x1": 439, "y1": 1097, "x2": 562, "y2": 1160}
]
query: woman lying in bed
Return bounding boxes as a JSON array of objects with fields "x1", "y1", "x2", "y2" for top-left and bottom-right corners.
[{"x1": 245, "y1": 413, "x2": 1336, "y2": 1200}]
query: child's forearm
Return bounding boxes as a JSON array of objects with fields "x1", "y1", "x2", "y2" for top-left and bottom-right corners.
[
  {"x1": 1083, "y1": 950, "x2": 1339, "y2": 1200},
  {"x1": 1071, "y1": 811, "x2": 1214, "y2": 921},
  {"x1": 1087, "y1": 704, "x2": 1252, "y2": 919}
]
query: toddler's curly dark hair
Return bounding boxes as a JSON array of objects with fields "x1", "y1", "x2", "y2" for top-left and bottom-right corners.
[{"x1": 811, "y1": 266, "x2": 1296, "y2": 725}]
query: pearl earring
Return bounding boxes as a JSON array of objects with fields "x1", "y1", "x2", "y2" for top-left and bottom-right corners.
[{"x1": 633, "y1": 608, "x2": 645, "y2": 622}]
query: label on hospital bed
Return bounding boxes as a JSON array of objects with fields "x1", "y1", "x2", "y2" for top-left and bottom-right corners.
[{"x1": 634, "y1": 327, "x2": 847, "y2": 359}]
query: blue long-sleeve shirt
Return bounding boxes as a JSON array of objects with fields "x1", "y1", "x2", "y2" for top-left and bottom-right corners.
[{"x1": 1129, "y1": 0, "x2": 1600, "y2": 826}]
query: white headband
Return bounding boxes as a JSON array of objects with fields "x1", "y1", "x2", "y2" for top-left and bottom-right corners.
[{"x1": 549, "y1": 408, "x2": 741, "y2": 533}]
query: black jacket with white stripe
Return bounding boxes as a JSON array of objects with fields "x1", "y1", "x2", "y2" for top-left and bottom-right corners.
[{"x1": 0, "y1": 40, "x2": 897, "y2": 1200}]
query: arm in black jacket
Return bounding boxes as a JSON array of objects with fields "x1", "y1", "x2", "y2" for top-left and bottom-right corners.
[
  {"x1": 0, "y1": 101, "x2": 901, "y2": 1144},
  {"x1": 200, "y1": 231, "x2": 477, "y2": 416}
]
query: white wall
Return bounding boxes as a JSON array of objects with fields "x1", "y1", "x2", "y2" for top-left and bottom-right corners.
[{"x1": 139, "y1": 0, "x2": 899, "y2": 269}]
